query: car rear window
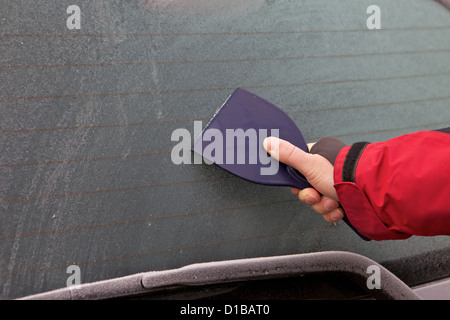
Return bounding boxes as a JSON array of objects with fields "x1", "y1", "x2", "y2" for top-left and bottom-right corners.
[{"x1": 1, "y1": 0, "x2": 449, "y2": 299}]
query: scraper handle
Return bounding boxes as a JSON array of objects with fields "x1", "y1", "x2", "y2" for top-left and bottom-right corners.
[{"x1": 286, "y1": 166, "x2": 313, "y2": 189}]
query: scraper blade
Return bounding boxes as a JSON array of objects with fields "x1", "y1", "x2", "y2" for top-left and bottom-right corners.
[{"x1": 192, "y1": 88, "x2": 312, "y2": 189}]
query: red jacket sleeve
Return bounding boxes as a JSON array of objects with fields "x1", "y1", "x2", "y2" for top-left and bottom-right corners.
[{"x1": 333, "y1": 129, "x2": 450, "y2": 241}]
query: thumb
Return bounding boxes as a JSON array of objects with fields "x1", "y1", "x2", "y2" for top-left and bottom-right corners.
[
  {"x1": 263, "y1": 137, "x2": 314, "y2": 175},
  {"x1": 263, "y1": 136, "x2": 337, "y2": 200}
]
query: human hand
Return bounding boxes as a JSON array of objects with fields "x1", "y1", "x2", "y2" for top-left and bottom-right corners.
[{"x1": 263, "y1": 137, "x2": 344, "y2": 223}]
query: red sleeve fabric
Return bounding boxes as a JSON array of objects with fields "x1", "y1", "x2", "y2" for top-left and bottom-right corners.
[{"x1": 333, "y1": 130, "x2": 450, "y2": 241}]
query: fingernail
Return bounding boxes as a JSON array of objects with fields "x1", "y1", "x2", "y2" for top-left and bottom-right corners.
[
  {"x1": 263, "y1": 137, "x2": 270, "y2": 152},
  {"x1": 331, "y1": 210, "x2": 344, "y2": 221},
  {"x1": 305, "y1": 195, "x2": 318, "y2": 205},
  {"x1": 324, "y1": 199, "x2": 338, "y2": 211}
]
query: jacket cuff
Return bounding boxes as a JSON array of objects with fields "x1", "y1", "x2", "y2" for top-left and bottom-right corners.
[{"x1": 333, "y1": 144, "x2": 411, "y2": 241}]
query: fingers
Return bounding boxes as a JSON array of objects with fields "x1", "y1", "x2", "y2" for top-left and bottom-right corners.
[
  {"x1": 297, "y1": 187, "x2": 320, "y2": 205},
  {"x1": 311, "y1": 197, "x2": 344, "y2": 223},
  {"x1": 264, "y1": 137, "x2": 338, "y2": 201},
  {"x1": 322, "y1": 207, "x2": 345, "y2": 223},
  {"x1": 264, "y1": 136, "x2": 343, "y2": 223},
  {"x1": 297, "y1": 188, "x2": 344, "y2": 223}
]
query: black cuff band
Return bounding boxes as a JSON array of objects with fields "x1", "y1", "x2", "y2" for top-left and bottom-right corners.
[{"x1": 342, "y1": 142, "x2": 369, "y2": 182}]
